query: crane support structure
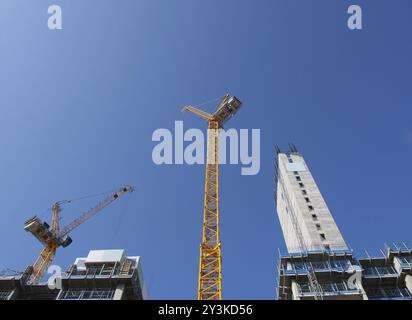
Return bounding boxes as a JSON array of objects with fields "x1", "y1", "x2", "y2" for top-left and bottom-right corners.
[
  {"x1": 183, "y1": 94, "x2": 242, "y2": 300},
  {"x1": 198, "y1": 120, "x2": 222, "y2": 300},
  {"x1": 27, "y1": 203, "x2": 61, "y2": 284},
  {"x1": 30, "y1": 246, "x2": 57, "y2": 285},
  {"x1": 24, "y1": 185, "x2": 134, "y2": 284}
]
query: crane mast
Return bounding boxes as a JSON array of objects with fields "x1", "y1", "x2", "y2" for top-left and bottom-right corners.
[
  {"x1": 28, "y1": 203, "x2": 62, "y2": 284},
  {"x1": 183, "y1": 94, "x2": 242, "y2": 300},
  {"x1": 198, "y1": 119, "x2": 222, "y2": 300},
  {"x1": 24, "y1": 185, "x2": 134, "y2": 284}
]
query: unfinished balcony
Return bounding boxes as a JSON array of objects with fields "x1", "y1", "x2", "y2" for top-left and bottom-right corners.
[
  {"x1": 293, "y1": 281, "x2": 364, "y2": 300},
  {"x1": 366, "y1": 287, "x2": 412, "y2": 300}
]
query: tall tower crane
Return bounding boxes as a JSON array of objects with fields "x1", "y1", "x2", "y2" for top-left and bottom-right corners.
[
  {"x1": 183, "y1": 94, "x2": 242, "y2": 300},
  {"x1": 23, "y1": 185, "x2": 134, "y2": 284}
]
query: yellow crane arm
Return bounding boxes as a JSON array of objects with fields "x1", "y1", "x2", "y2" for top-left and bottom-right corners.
[
  {"x1": 58, "y1": 185, "x2": 134, "y2": 237},
  {"x1": 182, "y1": 106, "x2": 214, "y2": 122}
]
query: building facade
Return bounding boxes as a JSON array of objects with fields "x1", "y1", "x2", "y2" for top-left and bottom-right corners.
[
  {"x1": 0, "y1": 249, "x2": 146, "y2": 300},
  {"x1": 275, "y1": 145, "x2": 412, "y2": 300}
]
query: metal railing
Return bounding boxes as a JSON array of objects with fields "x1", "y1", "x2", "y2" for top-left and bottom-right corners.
[
  {"x1": 67, "y1": 260, "x2": 135, "y2": 278},
  {"x1": 363, "y1": 266, "x2": 398, "y2": 277},
  {"x1": 286, "y1": 245, "x2": 352, "y2": 256},
  {"x1": 397, "y1": 256, "x2": 412, "y2": 268},
  {"x1": 385, "y1": 242, "x2": 412, "y2": 253},
  {"x1": 59, "y1": 288, "x2": 115, "y2": 300},
  {"x1": 298, "y1": 282, "x2": 361, "y2": 296},
  {"x1": 283, "y1": 259, "x2": 356, "y2": 275},
  {"x1": 0, "y1": 290, "x2": 11, "y2": 300},
  {"x1": 367, "y1": 287, "x2": 412, "y2": 300}
]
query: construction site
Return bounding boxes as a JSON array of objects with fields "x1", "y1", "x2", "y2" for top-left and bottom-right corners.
[
  {"x1": 0, "y1": 96, "x2": 411, "y2": 301},
  {"x1": 0, "y1": 95, "x2": 242, "y2": 301}
]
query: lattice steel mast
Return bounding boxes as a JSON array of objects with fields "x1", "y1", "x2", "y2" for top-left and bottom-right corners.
[{"x1": 183, "y1": 94, "x2": 242, "y2": 300}]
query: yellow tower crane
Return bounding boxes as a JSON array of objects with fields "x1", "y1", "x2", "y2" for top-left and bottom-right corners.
[
  {"x1": 183, "y1": 94, "x2": 242, "y2": 300},
  {"x1": 23, "y1": 185, "x2": 134, "y2": 284}
]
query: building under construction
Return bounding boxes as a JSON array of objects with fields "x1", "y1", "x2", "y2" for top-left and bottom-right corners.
[
  {"x1": 0, "y1": 249, "x2": 146, "y2": 300},
  {"x1": 275, "y1": 146, "x2": 412, "y2": 300}
]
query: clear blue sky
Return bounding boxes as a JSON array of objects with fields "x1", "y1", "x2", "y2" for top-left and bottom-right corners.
[{"x1": 0, "y1": 0, "x2": 411, "y2": 299}]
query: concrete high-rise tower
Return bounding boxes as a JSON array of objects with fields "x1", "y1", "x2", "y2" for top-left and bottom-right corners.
[
  {"x1": 276, "y1": 146, "x2": 347, "y2": 254},
  {"x1": 275, "y1": 146, "x2": 412, "y2": 300}
]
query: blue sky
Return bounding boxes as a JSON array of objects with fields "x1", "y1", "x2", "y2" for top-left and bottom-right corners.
[{"x1": 0, "y1": 0, "x2": 411, "y2": 299}]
